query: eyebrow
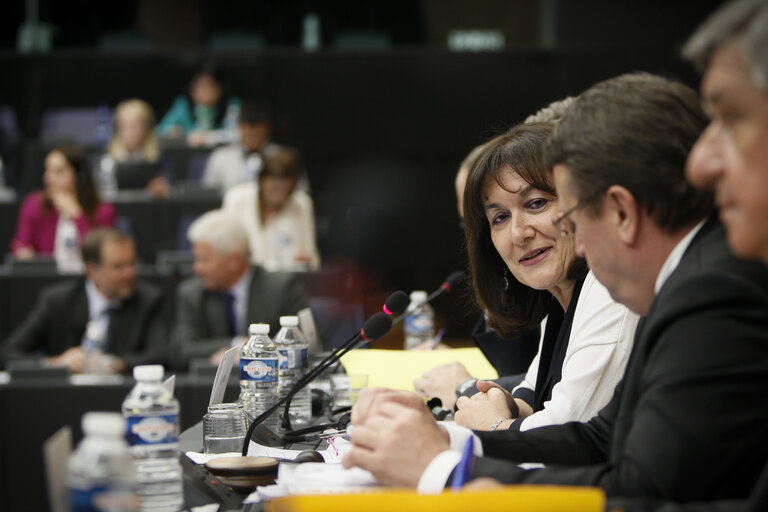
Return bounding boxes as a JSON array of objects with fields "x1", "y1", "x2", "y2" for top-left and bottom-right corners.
[{"x1": 483, "y1": 184, "x2": 537, "y2": 211}]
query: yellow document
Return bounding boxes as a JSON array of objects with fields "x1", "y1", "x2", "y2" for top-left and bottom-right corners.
[
  {"x1": 267, "y1": 486, "x2": 605, "y2": 512},
  {"x1": 339, "y1": 348, "x2": 498, "y2": 391}
]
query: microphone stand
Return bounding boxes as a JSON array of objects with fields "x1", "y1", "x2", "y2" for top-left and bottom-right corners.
[{"x1": 241, "y1": 312, "x2": 393, "y2": 455}]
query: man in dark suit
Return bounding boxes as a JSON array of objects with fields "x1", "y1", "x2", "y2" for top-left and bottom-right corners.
[
  {"x1": 0, "y1": 228, "x2": 168, "y2": 372},
  {"x1": 342, "y1": 73, "x2": 768, "y2": 503},
  {"x1": 171, "y1": 209, "x2": 308, "y2": 370}
]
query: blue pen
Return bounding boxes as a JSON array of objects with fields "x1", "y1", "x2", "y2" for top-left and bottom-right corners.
[
  {"x1": 450, "y1": 436, "x2": 475, "y2": 490},
  {"x1": 429, "y1": 328, "x2": 446, "y2": 350}
]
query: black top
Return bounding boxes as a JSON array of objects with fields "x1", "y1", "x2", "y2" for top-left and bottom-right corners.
[{"x1": 509, "y1": 276, "x2": 585, "y2": 430}]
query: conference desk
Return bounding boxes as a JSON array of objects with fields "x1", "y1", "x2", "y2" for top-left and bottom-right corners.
[{"x1": 0, "y1": 373, "x2": 240, "y2": 512}]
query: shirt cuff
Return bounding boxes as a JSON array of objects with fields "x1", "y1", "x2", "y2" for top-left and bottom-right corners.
[
  {"x1": 511, "y1": 386, "x2": 534, "y2": 405},
  {"x1": 417, "y1": 450, "x2": 463, "y2": 494},
  {"x1": 439, "y1": 422, "x2": 484, "y2": 456}
]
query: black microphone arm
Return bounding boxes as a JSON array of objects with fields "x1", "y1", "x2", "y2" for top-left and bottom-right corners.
[
  {"x1": 279, "y1": 312, "x2": 392, "y2": 431},
  {"x1": 242, "y1": 306, "x2": 403, "y2": 456},
  {"x1": 278, "y1": 290, "x2": 407, "y2": 429},
  {"x1": 390, "y1": 271, "x2": 466, "y2": 328}
]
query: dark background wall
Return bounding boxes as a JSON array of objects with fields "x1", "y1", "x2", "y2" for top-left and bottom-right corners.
[{"x1": 0, "y1": 0, "x2": 725, "y2": 339}]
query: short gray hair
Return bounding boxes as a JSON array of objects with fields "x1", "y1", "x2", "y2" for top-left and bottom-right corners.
[
  {"x1": 187, "y1": 209, "x2": 251, "y2": 257},
  {"x1": 683, "y1": 0, "x2": 768, "y2": 91}
]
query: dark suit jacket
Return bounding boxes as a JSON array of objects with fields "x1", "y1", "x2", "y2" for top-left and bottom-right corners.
[
  {"x1": 0, "y1": 278, "x2": 168, "y2": 370},
  {"x1": 171, "y1": 266, "x2": 309, "y2": 370},
  {"x1": 472, "y1": 317, "x2": 540, "y2": 377},
  {"x1": 467, "y1": 218, "x2": 768, "y2": 502}
]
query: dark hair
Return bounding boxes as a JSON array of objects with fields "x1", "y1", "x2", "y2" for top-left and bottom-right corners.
[
  {"x1": 259, "y1": 147, "x2": 304, "y2": 181},
  {"x1": 545, "y1": 72, "x2": 714, "y2": 233},
  {"x1": 81, "y1": 228, "x2": 132, "y2": 265},
  {"x1": 239, "y1": 100, "x2": 272, "y2": 125},
  {"x1": 43, "y1": 146, "x2": 101, "y2": 220},
  {"x1": 464, "y1": 123, "x2": 587, "y2": 338}
]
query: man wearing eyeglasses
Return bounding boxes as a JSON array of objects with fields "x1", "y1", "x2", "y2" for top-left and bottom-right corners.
[{"x1": 342, "y1": 72, "x2": 768, "y2": 504}]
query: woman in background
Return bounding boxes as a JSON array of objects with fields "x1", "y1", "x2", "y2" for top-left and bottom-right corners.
[
  {"x1": 222, "y1": 147, "x2": 320, "y2": 271},
  {"x1": 12, "y1": 147, "x2": 115, "y2": 260},
  {"x1": 157, "y1": 63, "x2": 240, "y2": 147},
  {"x1": 98, "y1": 98, "x2": 170, "y2": 198}
]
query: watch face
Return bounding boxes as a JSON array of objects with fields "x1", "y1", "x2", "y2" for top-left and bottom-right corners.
[{"x1": 457, "y1": 378, "x2": 478, "y2": 395}]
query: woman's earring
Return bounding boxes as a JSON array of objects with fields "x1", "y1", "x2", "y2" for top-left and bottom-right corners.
[{"x1": 503, "y1": 267, "x2": 510, "y2": 291}]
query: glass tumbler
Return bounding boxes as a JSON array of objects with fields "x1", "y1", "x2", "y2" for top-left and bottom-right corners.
[{"x1": 203, "y1": 402, "x2": 249, "y2": 454}]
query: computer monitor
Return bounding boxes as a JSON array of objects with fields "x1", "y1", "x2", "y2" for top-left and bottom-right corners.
[{"x1": 114, "y1": 161, "x2": 160, "y2": 190}]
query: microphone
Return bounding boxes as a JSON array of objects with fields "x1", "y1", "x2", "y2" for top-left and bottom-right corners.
[
  {"x1": 392, "y1": 271, "x2": 466, "y2": 327},
  {"x1": 241, "y1": 293, "x2": 405, "y2": 454},
  {"x1": 383, "y1": 290, "x2": 409, "y2": 316},
  {"x1": 279, "y1": 312, "x2": 392, "y2": 430}
]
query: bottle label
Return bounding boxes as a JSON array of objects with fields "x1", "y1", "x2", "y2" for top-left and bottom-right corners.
[
  {"x1": 278, "y1": 348, "x2": 308, "y2": 369},
  {"x1": 240, "y1": 357, "x2": 278, "y2": 382},
  {"x1": 405, "y1": 314, "x2": 434, "y2": 335},
  {"x1": 126, "y1": 414, "x2": 178, "y2": 445}
]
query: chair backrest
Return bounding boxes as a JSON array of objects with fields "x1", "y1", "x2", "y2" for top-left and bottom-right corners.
[
  {"x1": 40, "y1": 106, "x2": 112, "y2": 147},
  {"x1": 308, "y1": 296, "x2": 366, "y2": 351},
  {"x1": 187, "y1": 152, "x2": 211, "y2": 182}
]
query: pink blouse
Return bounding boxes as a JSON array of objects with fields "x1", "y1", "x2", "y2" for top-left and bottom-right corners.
[{"x1": 11, "y1": 192, "x2": 116, "y2": 255}]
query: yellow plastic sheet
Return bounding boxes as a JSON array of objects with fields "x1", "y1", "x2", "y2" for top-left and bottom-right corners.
[{"x1": 339, "y1": 348, "x2": 499, "y2": 391}]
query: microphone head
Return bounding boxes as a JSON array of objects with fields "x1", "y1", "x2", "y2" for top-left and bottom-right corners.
[
  {"x1": 383, "y1": 290, "x2": 409, "y2": 316},
  {"x1": 360, "y1": 312, "x2": 393, "y2": 341},
  {"x1": 441, "y1": 271, "x2": 466, "y2": 292}
]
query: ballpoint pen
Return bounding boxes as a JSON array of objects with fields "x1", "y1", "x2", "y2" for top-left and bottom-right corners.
[
  {"x1": 429, "y1": 328, "x2": 446, "y2": 350},
  {"x1": 450, "y1": 436, "x2": 474, "y2": 490}
]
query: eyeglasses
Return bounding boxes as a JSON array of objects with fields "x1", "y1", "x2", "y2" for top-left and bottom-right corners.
[{"x1": 551, "y1": 194, "x2": 601, "y2": 237}]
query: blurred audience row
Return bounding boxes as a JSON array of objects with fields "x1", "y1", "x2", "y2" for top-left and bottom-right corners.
[{"x1": 5, "y1": 63, "x2": 320, "y2": 273}]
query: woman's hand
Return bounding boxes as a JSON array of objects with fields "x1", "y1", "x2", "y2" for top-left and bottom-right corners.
[
  {"x1": 454, "y1": 380, "x2": 519, "y2": 430},
  {"x1": 146, "y1": 176, "x2": 171, "y2": 198},
  {"x1": 14, "y1": 246, "x2": 35, "y2": 260},
  {"x1": 413, "y1": 361, "x2": 472, "y2": 410},
  {"x1": 49, "y1": 190, "x2": 83, "y2": 218}
]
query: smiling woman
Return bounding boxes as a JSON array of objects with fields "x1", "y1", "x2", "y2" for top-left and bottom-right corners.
[{"x1": 455, "y1": 122, "x2": 639, "y2": 432}]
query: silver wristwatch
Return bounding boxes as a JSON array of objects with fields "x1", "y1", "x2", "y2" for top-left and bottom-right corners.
[{"x1": 455, "y1": 377, "x2": 478, "y2": 396}]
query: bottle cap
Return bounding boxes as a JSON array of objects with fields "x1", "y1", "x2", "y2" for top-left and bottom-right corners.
[
  {"x1": 249, "y1": 323, "x2": 270, "y2": 335},
  {"x1": 279, "y1": 316, "x2": 299, "y2": 327},
  {"x1": 82, "y1": 412, "x2": 126, "y2": 436},
  {"x1": 133, "y1": 364, "x2": 164, "y2": 381},
  {"x1": 409, "y1": 291, "x2": 428, "y2": 303}
]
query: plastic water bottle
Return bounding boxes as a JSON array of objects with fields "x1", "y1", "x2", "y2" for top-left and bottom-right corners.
[
  {"x1": 68, "y1": 412, "x2": 138, "y2": 512},
  {"x1": 82, "y1": 318, "x2": 107, "y2": 374},
  {"x1": 404, "y1": 290, "x2": 435, "y2": 349},
  {"x1": 239, "y1": 323, "x2": 280, "y2": 432},
  {"x1": 55, "y1": 216, "x2": 84, "y2": 274},
  {"x1": 98, "y1": 155, "x2": 118, "y2": 200},
  {"x1": 122, "y1": 365, "x2": 183, "y2": 512},
  {"x1": 274, "y1": 316, "x2": 311, "y2": 427}
]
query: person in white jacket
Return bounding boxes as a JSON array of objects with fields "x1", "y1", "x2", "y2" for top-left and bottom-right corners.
[
  {"x1": 222, "y1": 147, "x2": 320, "y2": 271},
  {"x1": 450, "y1": 122, "x2": 638, "y2": 432}
]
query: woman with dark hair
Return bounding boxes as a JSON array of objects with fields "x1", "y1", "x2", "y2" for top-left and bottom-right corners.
[
  {"x1": 157, "y1": 62, "x2": 241, "y2": 147},
  {"x1": 453, "y1": 122, "x2": 638, "y2": 431},
  {"x1": 11, "y1": 147, "x2": 116, "y2": 260}
]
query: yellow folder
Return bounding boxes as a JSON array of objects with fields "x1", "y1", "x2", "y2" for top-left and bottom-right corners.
[
  {"x1": 267, "y1": 485, "x2": 605, "y2": 512},
  {"x1": 339, "y1": 348, "x2": 499, "y2": 391}
]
